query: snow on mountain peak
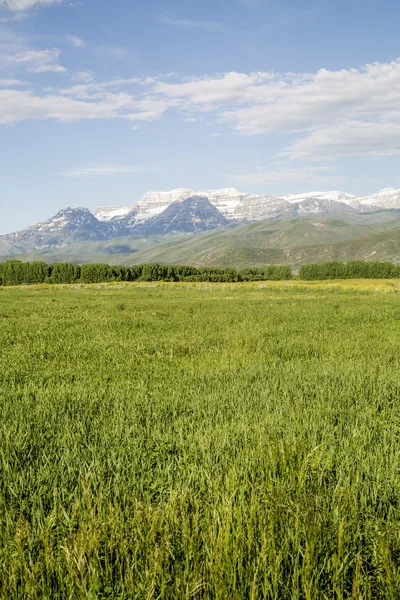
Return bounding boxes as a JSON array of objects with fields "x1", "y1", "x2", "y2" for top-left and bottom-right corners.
[
  {"x1": 358, "y1": 188, "x2": 400, "y2": 208},
  {"x1": 134, "y1": 189, "x2": 195, "y2": 222},
  {"x1": 140, "y1": 188, "x2": 194, "y2": 203},
  {"x1": 94, "y1": 204, "x2": 135, "y2": 222},
  {"x1": 282, "y1": 191, "x2": 357, "y2": 205},
  {"x1": 92, "y1": 187, "x2": 400, "y2": 225}
]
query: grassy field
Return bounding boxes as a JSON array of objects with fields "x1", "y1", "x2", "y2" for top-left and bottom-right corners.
[{"x1": 1, "y1": 280, "x2": 400, "y2": 598}]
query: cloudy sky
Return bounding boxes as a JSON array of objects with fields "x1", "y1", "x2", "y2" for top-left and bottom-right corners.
[{"x1": 1, "y1": 0, "x2": 400, "y2": 233}]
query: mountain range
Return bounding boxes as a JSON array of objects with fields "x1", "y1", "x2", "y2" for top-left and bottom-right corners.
[{"x1": 2, "y1": 187, "x2": 400, "y2": 267}]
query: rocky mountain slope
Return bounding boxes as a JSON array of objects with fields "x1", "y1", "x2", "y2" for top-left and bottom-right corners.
[
  {"x1": 282, "y1": 191, "x2": 357, "y2": 204},
  {"x1": 93, "y1": 189, "x2": 193, "y2": 223},
  {"x1": 357, "y1": 188, "x2": 400, "y2": 209},
  {"x1": 2, "y1": 207, "x2": 112, "y2": 252},
  {"x1": 93, "y1": 188, "x2": 244, "y2": 223},
  {"x1": 117, "y1": 214, "x2": 400, "y2": 268},
  {"x1": 93, "y1": 187, "x2": 400, "y2": 225},
  {"x1": 4, "y1": 212, "x2": 400, "y2": 268},
  {"x1": 93, "y1": 188, "x2": 368, "y2": 224},
  {"x1": 2, "y1": 187, "x2": 400, "y2": 256},
  {"x1": 133, "y1": 196, "x2": 228, "y2": 235}
]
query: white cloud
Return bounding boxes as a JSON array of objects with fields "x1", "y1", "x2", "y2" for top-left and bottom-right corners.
[
  {"x1": 159, "y1": 16, "x2": 228, "y2": 31},
  {"x1": 3, "y1": 47, "x2": 67, "y2": 73},
  {"x1": 60, "y1": 164, "x2": 142, "y2": 178},
  {"x1": 0, "y1": 87, "x2": 169, "y2": 124},
  {"x1": 151, "y1": 59, "x2": 400, "y2": 159},
  {"x1": 281, "y1": 121, "x2": 400, "y2": 160},
  {"x1": 234, "y1": 165, "x2": 344, "y2": 186},
  {"x1": 71, "y1": 70, "x2": 95, "y2": 83},
  {"x1": 67, "y1": 35, "x2": 86, "y2": 48},
  {"x1": 153, "y1": 72, "x2": 274, "y2": 109},
  {"x1": 6, "y1": 48, "x2": 58, "y2": 63},
  {"x1": 30, "y1": 63, "x2": 66, "y2": 73},
  {"x1": 0, "y1": 77, "x2": 23, "y2": 86},
  {"x1": 2, "y1": 56, "x2": 400, "y2": 163},
  {"x1": 0, "y1": 0, "x2": 61, "y2": 10},
  {"x1": 54, "y1": 78, "x2": 150, "y2": 99},
  {"x1": 153, "y1": 62, "x2": 400, "y2": 132}
]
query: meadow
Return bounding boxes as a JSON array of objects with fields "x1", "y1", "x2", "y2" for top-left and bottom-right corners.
[{"x1": 1, "y1": 280, "x2": 400, "y2": 598}]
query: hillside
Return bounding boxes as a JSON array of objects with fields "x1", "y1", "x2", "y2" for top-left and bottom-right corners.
[
  {"x1": 3, "y1": 187, "x2": 400, "y2": 258},
  {"x1": 0, "y1": 234, "x2": 180, "y2": 265},
  {"x1": 118, "y1": 215, "x2": 400, "y2": 266},
  {"x1": 129, "y1": 228, "x2": 400, "y2": 269},
  {"x1": 119, "y1": 217, "x2": 399, "y2": 268},
  {"x1": 3, "y1": 213, "x2": 400, "y2": 268}
]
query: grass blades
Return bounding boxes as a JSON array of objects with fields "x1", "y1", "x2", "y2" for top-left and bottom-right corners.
[{"x1": 1, "y1": 281, "x2": 400, "y2": 598}]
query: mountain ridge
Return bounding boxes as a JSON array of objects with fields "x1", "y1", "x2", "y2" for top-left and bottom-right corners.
[
  {"x1": 3, "y1": 213, "x2": 400, "y2": 269},
  {"x1": 2, "y1": 187, "x2": 400, "y2": 258},
  {"x1": 92, "y1": 187, "x2": 400, "y2": 224}
]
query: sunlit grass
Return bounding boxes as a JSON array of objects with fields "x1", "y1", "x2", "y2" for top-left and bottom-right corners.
[{"x1": 1, "y1": 281, "x2": 400, "y2": 598}]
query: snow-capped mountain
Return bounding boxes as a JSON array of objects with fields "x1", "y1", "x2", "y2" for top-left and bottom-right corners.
[
  {"x1": 101, "y1": 187, "x2": 290, "y2": 223},
  {"x1": 294, "y1": 197, "x2": 359, "y2": 215},
  {"x1": 1, "y1": 187, "x2": 400, "y2": 256},
  {"x1": 93, "y1": 188, "x2": 371, "y2": 224},
  {"x1": 113, "y1": 193, "x2": 230, "y2": 234},
  {"x1": 356, "y1": 188, "x2": 400, "y2": 209},
  {"x1": 197, "y1": 188, "x2": 246, "y2": 219},
  {"x1": 281, "y1": 188, "x2": 400, "y2": 210},
  {"x1": 134, "y1": 196, "x2": 228, "y2": 235},
  {"x1": 95, "y1": 189, "x2": 194, "y2": 223},
  {"x1": 2, "y1": 207, "x2": 112, "y2": 251},
  {"x1": 233, "y1": 195, "x2": 290, "y2": 221},
  {"x1": 93, "y1": 204, "x2": 135, "y2": 221},
  {"x1": 282, "y1": 191, "x2": 357, "y2": 205},
  {"x1": 136, "y1": 188, "x2": 194, "y2": 221}
]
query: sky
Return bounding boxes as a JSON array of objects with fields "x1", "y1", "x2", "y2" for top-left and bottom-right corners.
[{"x1": 1, "y1": 0, "x2": 400, "y2": 233}]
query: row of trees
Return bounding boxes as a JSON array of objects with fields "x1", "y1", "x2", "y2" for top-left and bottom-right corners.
[
  {"x1": 0, "y1": 260, "x2": 292, "y2": 286},
  {"x1": 1, "y1": 259, "x2": 400, "y2": 286},
  {"x1": 299, "y1": 261, "x2": 400, "y2": 280}
]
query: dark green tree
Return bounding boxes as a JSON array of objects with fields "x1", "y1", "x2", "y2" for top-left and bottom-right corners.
[
  {"x1": 50, "y1": 263, "x2": 81, "y2": 284},
  {"x1": 80, "y1": 263, "x2": 113, "y2": 284}
]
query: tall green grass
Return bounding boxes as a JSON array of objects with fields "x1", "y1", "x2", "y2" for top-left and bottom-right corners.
[{"x1": 1, "y1": 282, "x2": 400, "y2": 598}]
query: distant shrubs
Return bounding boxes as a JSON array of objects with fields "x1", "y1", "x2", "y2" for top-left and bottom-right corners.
[
  {"x1": 299, "y1": 260, "x2": 400, "y2": 280},
  {"x1": 1, "y1": 259, "x2": 400, "y2": 286},
  {"x1": 239, "y1": 266, "x2": 292, "y2": 281},
  {"x1": 0, "y1": 260, "x2": 292, "y2": 285},
  {"x1": 81, "y1": 263, "x2": 112, "y2": 284},
  {"x1": 0, "y1": 260, "x2": 50, "y2": 286},
  {"x1": 50, "y1": 262, "x2": 81, "y2": 284}
]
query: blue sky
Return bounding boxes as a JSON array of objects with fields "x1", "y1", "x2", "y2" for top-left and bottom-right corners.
[{"x1": 1, "y1": 0, "x2": 400, "y2": 233}]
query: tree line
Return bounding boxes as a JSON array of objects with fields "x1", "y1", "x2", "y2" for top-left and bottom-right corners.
[
  {"x1": 0, "y1": 260, "x2": 292, "y2": 286},
  {"x1": 299, "y1": 261, "x2": 400, "y2": 280},
  {"x1": 1, "y1": 259, "x2": 400, "y2": 286}
]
